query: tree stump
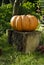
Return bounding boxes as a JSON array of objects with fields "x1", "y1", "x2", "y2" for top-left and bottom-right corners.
[{"x1": 7, "y1": 29, "x2": 41, "y2": 53}]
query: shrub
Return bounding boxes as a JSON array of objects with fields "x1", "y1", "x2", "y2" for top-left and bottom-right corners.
[
  {"x1": 19, "y1": 2, "x2": 35, "y2": 14},
  {"x1": 0, "y1": 4, "x2": 12, "y2": 36},
  {"x1": 19, "y1": 2, "x2": 41, "y2": 19},
  {"x1": 0, "y1": 4, "x2": 12, "y2": 22}
]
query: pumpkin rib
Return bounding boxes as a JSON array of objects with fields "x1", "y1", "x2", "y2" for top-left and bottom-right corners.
[
  {"x1": 27, "y1": 15, "x2": 38, "y2": 31},
  {"x1": 27, "y1": 15, "x2": 32, "y2": 30},
  {"x1": 27, "y1": 15, "x2": 33, "y2": 31},
  {"x1": 21, "y1": 15, "x2": 25, "y2": 31},
  {"x1": 10, "y1": 16, "x2": 17, "y2": 30},
  {"x1": 22, "y1": 15, "x2": 30, "y2": 31},
  {"x1": 16, "y1": 16, "x2": 22, "y2": 31},
  {"x1": 30, "y1": 16, "x2": 38, "y2": 30}
]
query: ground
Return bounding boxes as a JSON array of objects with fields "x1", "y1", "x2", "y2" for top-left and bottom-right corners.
[{"x1": 0, "y1": 34, "x2": 44, "y2": 65}]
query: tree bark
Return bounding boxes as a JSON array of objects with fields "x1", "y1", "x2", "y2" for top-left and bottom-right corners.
[
  {"x1": 12, "y1": 0, "x2": 21, "y2": 16},
  {"x1": 9, "y1": 0, "x2": 15, "y2": 5},
  {"x1": 12, "y1": 0, "x2": 27, "y2": 16},
  {"x1": 2, "y1": 0, "x2": 4, "y2": 6}
]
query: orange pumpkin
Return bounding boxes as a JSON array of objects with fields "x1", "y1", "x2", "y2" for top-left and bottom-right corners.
[{"x1": 10, "y1": 15, "x2": 38, "y2": 31}]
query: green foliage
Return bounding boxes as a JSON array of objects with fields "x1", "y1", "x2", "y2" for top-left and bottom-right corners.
[
  {"x1": 19, "y1": 2, "x2": 35, "y2": 15},
  {"x1": 22, "y1": 2, "x2": 35, "y2": 14},
  {"x1": 0, "y1": 4, "x2": 12, "y2": 36},
  {"x1": 19, "y1": 2, "x2": 41, "y2": 19},
  {"x1": 0, "y1": 4, "x2": 12, "y2": 22}
]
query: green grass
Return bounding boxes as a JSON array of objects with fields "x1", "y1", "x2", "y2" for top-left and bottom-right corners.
[{"x1": 0, "y1": 33, "x2": 44, "y2": 65}]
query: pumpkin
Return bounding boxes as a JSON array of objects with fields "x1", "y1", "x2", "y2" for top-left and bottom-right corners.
[{"x1": 10, "y1": 15, "x2": 38, "y2": 31}]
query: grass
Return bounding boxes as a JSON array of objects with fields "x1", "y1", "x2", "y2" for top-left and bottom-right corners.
[{"x1": 0, "y1": 33, "x2": 44, "y2": 65}]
